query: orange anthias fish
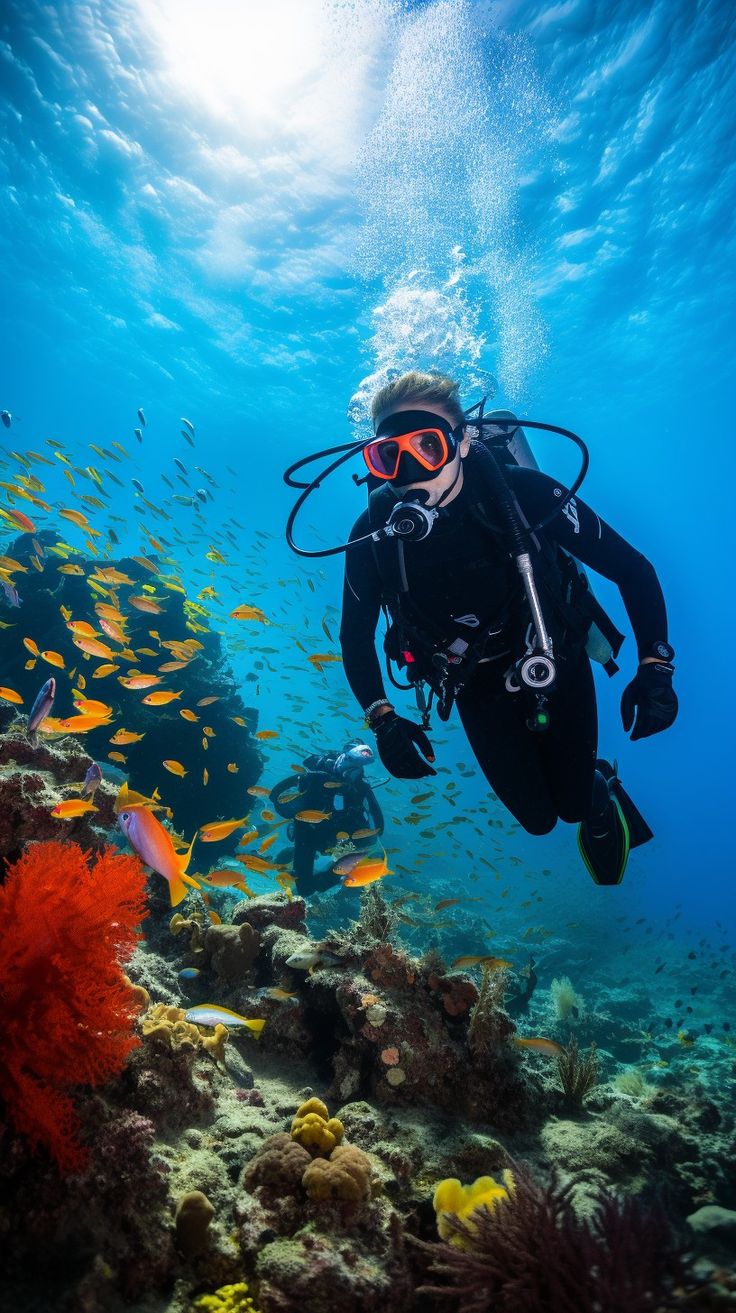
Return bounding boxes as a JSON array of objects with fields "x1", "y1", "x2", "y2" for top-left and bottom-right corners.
[
  {"x1": 117, "y1": 800, "x2": 199, "y2": 906},
  {"x1": 142, "y1": 689, "x2": 182, "y2": 706},
  {"x1": 74, "y1": 698, "x2": 113, "y2": 718},
  {"x1": 118, "y1": 674, "x2": 162, "y2": 690},
  {"x1": 341, "y1": 850, "x2": 393, "y2": 888},
  {"x1": 199, "y1": 816, "x2": 250, "y2": 842},
  {"x1": 73, "y1": 636, "x2": 115, "y2": 660},
  {"x1": 295, "y1": 809, "x2": 332, "y2": 824},
  {"x1": 163, "y1": 759, "x2": 187, "y2": 777},
  {"x1": 51, "y1": 799, "x2": 99, "y2": 818},
  {"x1": 230, "y1": 604, "x2": 268, "y2": 622},
  {"x1": 513, "y1": 1036, "x2": 565, "y2": 1058}
]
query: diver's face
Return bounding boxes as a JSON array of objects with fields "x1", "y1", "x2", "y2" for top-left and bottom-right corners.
[{"x1": 379, "y1": 402, "x2": 471, "y2": 507}]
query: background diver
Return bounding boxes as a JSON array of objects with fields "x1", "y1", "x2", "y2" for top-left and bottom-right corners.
[
  {"x1": 270, "y1": 740, "x2": 384, "y2": 897},
  {"x1": 335, "y1": 371, "x2": 678, "y2": 886}
]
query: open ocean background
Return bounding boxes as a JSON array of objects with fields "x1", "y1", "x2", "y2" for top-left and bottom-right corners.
[{"x1": 1, "y1": 0, "x2": 735, "y2": 947}]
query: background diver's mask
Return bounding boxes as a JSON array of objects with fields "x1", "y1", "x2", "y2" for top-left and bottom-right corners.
[
  {"x1": 366, "y1": 409, "x2": 459, "y2": 485},
  {"x1": 334, "y1": 740, "x2": 375, "y2": 780}
]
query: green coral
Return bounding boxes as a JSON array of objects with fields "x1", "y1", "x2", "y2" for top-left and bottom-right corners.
[{"x1": 193, "y1": 1281, "x2": 259, "y2": 1312}]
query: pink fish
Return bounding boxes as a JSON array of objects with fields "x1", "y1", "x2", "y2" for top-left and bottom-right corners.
[{"x1": 118, "y1": 805, "x2": 199, "y2": 907}]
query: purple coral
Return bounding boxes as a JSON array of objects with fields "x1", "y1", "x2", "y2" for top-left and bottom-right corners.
[{"x1": 411, "y1": 1162, "x2": 689, "y2": 1313}]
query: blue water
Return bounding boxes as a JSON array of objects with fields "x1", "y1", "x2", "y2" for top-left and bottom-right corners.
[{"x1": 1, "y1": 0, "x2": 735, "y2": 941}]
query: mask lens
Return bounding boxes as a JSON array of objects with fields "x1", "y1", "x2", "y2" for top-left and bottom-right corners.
[
  {"x1": 365, "y1": 437, "x2": 400, "y2": 478},
  {"x1": 411, "y1": 429, "x2": 446, "y2": 467}
]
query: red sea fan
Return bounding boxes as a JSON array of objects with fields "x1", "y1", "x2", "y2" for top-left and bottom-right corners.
[{"x1": 0, "y1": 839, "x2": 148, "y2": 1174}]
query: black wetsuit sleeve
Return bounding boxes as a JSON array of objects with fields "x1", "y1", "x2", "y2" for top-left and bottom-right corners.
[
  {"x1": 339, "y1": 510, "x2": 387, "y2": 710},
  {"x1": 510, "y1": 467, "x2": 669, "y2": 659}
]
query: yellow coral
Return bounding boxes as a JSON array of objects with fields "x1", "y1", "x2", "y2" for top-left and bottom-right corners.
[
  {"x1": 201, "y1": 1022, "x2": 228, "y2": 1064},
  {"x1": 141, "y1": 1003, "x2": 228, "y2": 1062},
  {"x1": 290, "y1": 1098, "x2": 344, "y2": 1154},
  {"x1": 433, "y1": 1170, "x2": 515, "y2": 1246},
  {"x1": 193, "y1": 1282, "x2": 259, "y2": 1312}
]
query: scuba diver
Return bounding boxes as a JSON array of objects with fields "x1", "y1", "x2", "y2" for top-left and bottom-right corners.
[
  {"x1": 270, "y1": 740, "x2": 384, "y2": 897},
  {"x1": 285, "y1": 370, "x2": 676, "y2": 887}
]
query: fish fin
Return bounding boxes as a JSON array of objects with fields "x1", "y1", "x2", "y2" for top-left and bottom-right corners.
[
  {"x1": 169, "y1": 874, "x2": 189, "y2": 907},
  {"x1": 180, "y1": 830, "x2": 197, "y2": 874},
  {"x1": 182, "y1": 873, "x2": 201, "y2": 890}
]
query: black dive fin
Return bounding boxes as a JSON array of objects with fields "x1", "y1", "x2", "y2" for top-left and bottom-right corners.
[
  {"x1": 577, "y1": 795, "x2": 630, "y2": 886},
  {"x1": 598, "y1": 759, "x2": 654, "y2": 849}
]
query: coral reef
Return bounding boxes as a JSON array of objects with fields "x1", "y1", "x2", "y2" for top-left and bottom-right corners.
[
  {"x1": 0, "y1": 839, "x2": 148, "y2": 1171},
  {"x1": 412, "y1": 1161, "x2": 690, "y2": 1312},
  {"x1": 291, "y1": 1097, "x2": 344, "y2": 1153},
  {"x1": 0, "y1": 726, "x2": 120, "y2": 863}
]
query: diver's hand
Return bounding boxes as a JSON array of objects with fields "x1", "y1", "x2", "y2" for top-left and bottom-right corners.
[
  {"x1": 621, "y1": 662, "x2": 678, "y2": 741},
  {"x1": 372, "y1": 711, "x2": 436, "y2": 779}
]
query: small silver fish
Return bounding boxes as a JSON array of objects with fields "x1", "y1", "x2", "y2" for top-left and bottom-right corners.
[
  {"x1": 174, "y1": 458, "x2": 188, "y2": 475},
  {"x1": 132, "y1": 478, "x2": 144, "y2": 493},
  {"x1": 285, "y1": 946, "x2": 342, "y2": 971},
  {"x1": 82, "y1": 762, "x2": 103, "y2": 797},
  {"x1": 1, "y1": 410, "x2": 11, "y2": 428},
  {"x1": 134, "y1": 427, "x2": 143, "y2": 443},
  {"x1": 27, "y1": 676, "x2": 56, "y2": 733},
  {"x1": 137, "y1": 408, "x2": 146, "y2": 427},
  {"x1": 180, "y1": 417, "x2": 195, "y2": 434}
]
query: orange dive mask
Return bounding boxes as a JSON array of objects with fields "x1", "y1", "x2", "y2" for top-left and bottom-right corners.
[{"x1": 363, "y1": 426, "x2": 454, "y2": 482}]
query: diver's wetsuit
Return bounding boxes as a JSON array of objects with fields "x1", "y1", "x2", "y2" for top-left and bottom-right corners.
[
  {"x1": 339, "y1": 460, "x2": 668, "y2": 835},
  {"x1": 271, "y1": 755, "x2": 384, "y2": 896}
]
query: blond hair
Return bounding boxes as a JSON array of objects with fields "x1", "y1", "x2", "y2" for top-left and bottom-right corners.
[{"x1": 370, "y1": 370, "x2": 465, "y2": 430}]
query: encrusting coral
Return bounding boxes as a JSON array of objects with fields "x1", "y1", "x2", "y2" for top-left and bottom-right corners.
[{"x1": 0, "y1": 839, "x2": 148, "y2": 1172}]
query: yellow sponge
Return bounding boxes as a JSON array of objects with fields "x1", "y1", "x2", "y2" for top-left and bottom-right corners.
[{"x1": 433, "y1": 1170, "x2": 515, "y2": 1246}]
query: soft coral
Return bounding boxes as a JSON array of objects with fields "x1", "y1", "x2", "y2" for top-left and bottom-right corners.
[{"x1": 0, "y1": 839, "x2": 148, "y2": 1173}]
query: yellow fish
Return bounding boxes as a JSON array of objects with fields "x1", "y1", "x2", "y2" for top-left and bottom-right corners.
[
  {"x1": 142, "y1": 689, "x2": 182, "y2": 706},
  {"x1": 118, "y1": 674, "x2": 162, "y2": 690},
  {"x1": 58, "y1": 564, "x2": 85, "y2": 576},
  {"x1": 91, "y1": 663, "x2": 120, "y2": 678},
  {"x1": 73, "y1": 636, "x2": 115, "y2": 660},
  {"x1": 513, "y1": 1037, "x2": 565, "y2": 1058},
  {"x1": 66, "y1": 620, "x2": 99, "y2": 639},
  {"x1": 227, "y1": 762, "x2": 239, "y2": 773},
  {"x1": 230, "y1": 604, "x2": 268, "y2": 622},
  {"x1": 23, "y1": 637, "x2": 40, "y2": 656},
  {"x1": 163, "y1": 759, "x2": 187, "y2": 777},
  {"x1": 109, "y1": 728, "x2": 145, "y2": 744},
  {"x1": 199, "y1": 816, "x2": 250, "y2": 842},
  {"x1": 40, "y1": 650, "x2": 65, "y2": 669},
  {"x1": 109, "y1": 750, "x2": 127, "y2": 763},
  {"x1": 0, "y1": 686, "x2": 24, "y2": 704},
  {"x1": 179, "y1": 708, "x2": 199, "y2": 722},
  {"x1": 74, "y1": 698, "x2": 113, "y2": 717},
  {"x1": 247, "y1": 785, "x2": 269, "y2": 797},
  {"x1": 295, "y1": 809, "x2": 332, "y2": 823},
  {"x1": 51, "y1": 799, "x2": 99, "y2": 818}
]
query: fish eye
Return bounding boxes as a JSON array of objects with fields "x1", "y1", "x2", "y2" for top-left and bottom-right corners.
[{"x1": 120, "y1": 811, "x2": 130, "y2": 821}]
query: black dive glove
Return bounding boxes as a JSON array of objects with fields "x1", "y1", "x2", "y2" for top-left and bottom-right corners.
[
  {"x1": 621, "y1": 661, "x2": 678, "y2": 741},
  {"x1": 371, "y1": 710, "x2": 436, "y2": 779}
]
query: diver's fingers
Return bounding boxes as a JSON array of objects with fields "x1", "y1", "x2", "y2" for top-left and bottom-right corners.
[{"x1": 409, "y1": 722, "x2": 435, "y2": 763}]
